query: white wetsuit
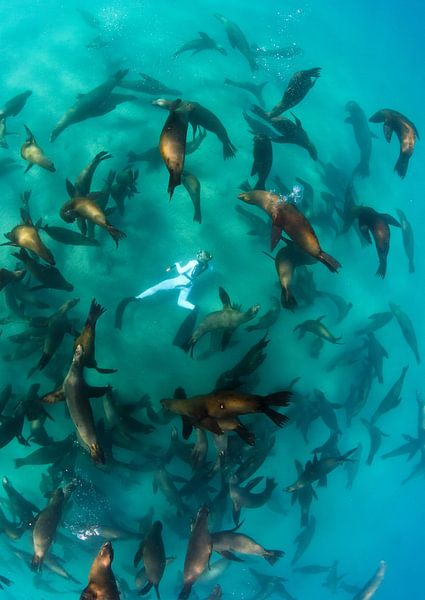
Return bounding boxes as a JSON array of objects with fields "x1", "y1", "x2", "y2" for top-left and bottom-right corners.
[{"x1": 135, "y1": 260, "x2": 204, "y2": 310}]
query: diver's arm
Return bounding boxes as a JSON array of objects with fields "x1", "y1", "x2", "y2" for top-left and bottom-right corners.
[{"x1": 175, "y1": 260, "x2": 197, "y2": 274}]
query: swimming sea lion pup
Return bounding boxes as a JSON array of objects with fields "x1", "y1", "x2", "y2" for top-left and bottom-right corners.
[
  {"x1": 214, "y1": 14, "x2": 257, "y2": 71},
  {"x1": 369, "y1": 108, "x2": 419, "y2": 178},
  {"x1": 174, "y1": 32, "x2": 227, "y2": 57},
  {"x1": 345, "y1": 100, "x2": 376, "y2": 177},
  {"x1": 21, "y1": 126, "x2": 55, "y2": 173},
  {"x1": 80, "y1": 541, "x2": 120, "y2": 600},
  {"x1": 267, "y1": 68, "x2": 321, "y2": 118},
  {"x1": 133, "y1": 521, "x2": 166, "y2": 598}
]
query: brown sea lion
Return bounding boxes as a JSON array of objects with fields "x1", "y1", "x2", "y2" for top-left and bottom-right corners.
[
  {"x1": 182, "y1": 287, "x2": 260, "y2": 357},
  {"x1": 158, "y1": 99, "x2": 189, "y2": 199},
  {"x1": 174, "y1": 32, "x2": 227, "y2": 57},
  {"x1": 0, "y1": 90, "x2": 32, "y2": 119},
  {"x1": 396, "y1": 208, "x2": 414, "y2": 273},
  {"x1": 224, "y1": 78, "x2": 267, "y2": 106},
  {"x1": 214, "y1": 14, "x2": 257, "y2": 71},
  {"x1": 31, "y1": 487, "x2": 67, "y2": 571},
  {"x1": 238, "y1": 190, "x2": 341, "y2": 270},
  {"x1": 133, "y1": 521, "x2": 166, "y2": 598},
  {"x1": 80, "y1": 541, "x2": 120, "y2": 600},
  {"x1": 0, "y1": 267, "x2": 26, "y2": 291},
  {"x1": 74, "y1": 299, "x2": 117, "y2": 374},
  {"x1": 389, "y1": 302, "x2": 420, "y2": 364},
  {"x1": 293, "y1": 315, "x2": 342, "y2": 344},
  {"x1": 178, "y1": 505, "x2": 212, "y2": 600},
  {"x1": 118, "y1": 73, "x2": 182, "y2": 95},
  {"x1": 267, "y1": 68, "x2": 321, "y2": 118},
  {"x1": 13, "y1": 248, "x2": 73, "y2": 292},
  {"x1": 20, "y1": 126, "x2": 55, "y2": 173},
  {"x1": 251, "y1": 134, "x2": 272, "y2": 190},
  {"x1": 73, "y1": 150, "x2": 112, "y2": 196},
  {"x1": 369, "y1": 108, "x2": 419, "y2": 178},
  {"x1": 153, "y1": 98, "x2": 236, "y2": 159},
  {"x1": 60, "y1": 195, "x2": 126, "y2": 247},
  {"x1": 251, "y1": 108, "x2": 317, "y2": 160},
  {"x1": 350, "y1": 206, "x2": 400, "y2": 278},
  {"x1": 181, "y1": 171, "x2": 201, "y2": 222},
  {"x1": 211, "y1": 526, "x2": 284, "y2": 564},
  {"x1": 2, "y1": 205, "x2": 55, "y2": 265},
  {"x1": 63, "y1": 345, "x2": 109, "y2": 463}
]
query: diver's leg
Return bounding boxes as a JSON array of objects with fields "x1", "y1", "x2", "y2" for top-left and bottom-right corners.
[
  {"x1": 177, "y1": 287, "x2": 195, "y2": 310},
  {"x1": 136, "y1": 277, "x2": 180, "y2": 299}
]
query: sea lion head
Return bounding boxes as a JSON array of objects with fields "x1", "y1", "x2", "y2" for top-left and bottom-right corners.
[
  {"x1": 98, "y1": 541, "x2": 114, "y2": 566},
  {"x1": 160, "y1": 398, "x2": 172, "y2": 411},
  {"x1": 90, "y1": 443, "x2": 105, "y2": 465},
  {"x1": 60, "y1": 203, "x2": 76, "y2": 223},
  {"x1": 73, "y1": 344, "x2": 84, "y2": 365},
  {"x1": 247, "y1": 304, "x2": 261, "y2": 319},
  {"x1": 152, "y1": 520, "x2": 163, "y2": 533},
  {"x1": 152, "y1": 98, "x2": 174, "y2": 109}
]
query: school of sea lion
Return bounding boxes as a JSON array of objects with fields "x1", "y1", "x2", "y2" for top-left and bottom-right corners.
[{"x1": 0, "y1": 4, "x2": 421, "y2": 600}]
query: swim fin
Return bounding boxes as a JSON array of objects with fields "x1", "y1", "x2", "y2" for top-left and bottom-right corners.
[
  {"x1": 173, "y1": 306, "x2": 198, "y2": 349},
  {"x1": 115, "y1": 296, "x2": 137, "y2": 329}
]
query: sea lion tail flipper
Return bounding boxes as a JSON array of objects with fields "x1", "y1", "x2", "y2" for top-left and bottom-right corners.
[
  {"x1": 375, "y1": 259, "x2": 387, "y2": 279},
  {"x1": 251, "y1": 104, "x2": 267, "y2": 120},
  {"x1": 115, "y1": 296, "x2": 138, "y2": 329},
  {"x1": 306, "y1": 67, "x2": 321, "y2": 78},
  {"x1": 87, "y1": 385, "x2": 111, "y2": 398},
  {"x1": 270, "y1": 225, "x2": 283, "y2": 251},
  {"x1": 106, "y1": 225, "x2": 126, "y2": 248},
  {"x1": 173, "y1": 307, "x2": 198, "y2": 350},
  {"x1": 281, "y1": 288, "x2": 297, "y2": 312},
  {"x1": 178, "y1": 583, "x2": 193, "y2": 600},
  {"x1": 264, "y1": 549, "x2": 285, "y2": 565},
  {"x1": 317, "y1": 251, "x2": 341, "y2": 273},
  {"x1": 223, "y1": 140, "x2": 237, "y2": 160},
  {"x1": 30, "y1": 555, "x2": 42, "y2": 572},
  {"x1": 394, "y1": 153, "x2": 409, "y2": 179},
  {"x1": 261, "y1": 406, "x2": 289, "y2": 428},
  {"x1": 261, "y1": 390, "x2": 292, "y2": 408},
  {"x1": 87, "y1": 298, "x2": 107, "y2": 325},
  {"x1": 24, "y1": 125, "x2": 35, "y2": 142},
  {"x1": 140, "y1": 581, "x2": 153, "y2": 596},
  {"x1": 235, "y1": 424, "x2": 255, "y2": 446},
  {"x1": 353, "y1": 161, "x2": 369, "y2": 178},
  {"x1": 181, "y1": 416, "x2": 193, "y2": 440},
  {"x1": 168, "y1": 170, "x2": 181, "y2": 200},
  {"x1": 94, "y1": 366, "x2": 117, "y2": 374}
]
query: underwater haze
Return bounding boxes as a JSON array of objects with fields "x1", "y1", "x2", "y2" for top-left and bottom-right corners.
[{"x1": 0, "y1": 0, "x2": 424, "y2": 599}]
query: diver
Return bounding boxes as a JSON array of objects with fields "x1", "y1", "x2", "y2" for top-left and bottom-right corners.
[{"x1": 115, "y1": 250, "x2": 212, "y2": 328}]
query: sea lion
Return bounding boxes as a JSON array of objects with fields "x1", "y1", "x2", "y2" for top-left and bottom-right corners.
[
  {"x1": 152, "y1": 466, "x2": 189, "y2": 516},
  {"x1": 214, "y1": 14, "x2": 257, "y2": 71},
  {"x1": 316, "y1": 290, "x2": 353, "y2": 323},
  {"x1": 0, "y1": 90, "x2": 32, "y2": 118},
  {"x1": 133, "y1": 521, "x2": 166, "y2": 598},
  {"x1": 180, "y1": 287, "x2": 260, "y2": 357},
  {"x1": 361, "y1": 418, "x2": 388, "y2": 465},
  {"x1": 182, "y1": 171, "x2": 201, "y2": 222},
  {"x1": 161, "y1": 388, "x2": 290, "y2": 437},
  {"x1": 118, "y1": 73, "x2": 182, "y2": 95},
  {"x1": 50, "y1": 69, "x2": 129, "y2": 142},
  {"x1": 353, "y1": 560, "x2": 387, "y2": 600},
  {"x1": 371, "y1": 365, "x2": 409, "y2": 424},
  {"x1": 215, "y1": 332, "x2": 269, "y2": 392},
  {"x1": 178, "y1": 505, "x2": 212, "y2": 600},
  {"x1": 284, "y1": 447, "x2": 357, "y2": 492},
  {"x1": 251, "y1": 134, "x2": 272, "y2": 190},
  {"x1": 396, "y1": 208, "x2": 414, "y2": 273},
  {"x1": 14, "y1": 434, "x2": 75, "y2": 468},
  {"x1": 2, "y1": 476, "x2": 39, "y2": 527},
  {"x1": 60, "y1": 195, "x2": 126, "y2": 247},
  {"x1": 355, "y1": 311, "x2": 393, "y2": 335},
  {"x1": 243, "y1": 111, "x2": 280, "y2": 138},
  {"x1": 292, "y1": 514, "x2": 316, "y2": 565},
  {"x1": 389, "y1": 302, "x2": 420, "y2": 364},
  {"x1": 63, "y1": 345, "x2": 109, "y2": 463},
  {"x1": 73, "y1": 150, "x2": 112, "y2": 197},
  {"x1": 211, "y1": 525, "x2": 284, "y2": 564},
  {"x1": 350, "y1": 206, "x2": 400, "y2": 278},
  {"x1": 369, "y1": 108, "x2": 419, "y2": 178},
  {"x1": 224, "y1": 78, "x2": 267, "y2": 106},
  {"x1": 229, "y1": 475, "x2": 276, "y2": 524},
  {"x1": 175, "y1": 32, "x2": 227, "y2": 57},
  {"x1": 267, "y1": 68, "x2": 321, "y2": 118},
  {"x1": 20, "y1": 126, "x2": 55, "y2": 173},
  {"x1": 366, "y1": 332, "x2": 388, "y2": 384},
  {"x1": 0, "y1": 117, "x2": 17, "y2": 149},
  {"x1": 74, "y1": 299, "x2": 117, "y2": 374},
  {"x1": 294, "y1": 315, "x2": 342, "y2": 344},
  {"x1": 251, "y1": 108, "x2": 317, "y2": 160},
  {"x1": 13, "y1": 248, "x2": 73, "y2": 292},
  {"x1": 153, "y1": 98, "x2": 236, "y2": 159},
  {"x1": 80, "y1": 541, "x2": 120, "y2": 600},
  {"x1": 246, "y1": 297, "x2": 280, "y2": 332},
  {"x1": 2, "y1": 206, "x2": 55, "y2": 266},
  {"x1": 158, "y1": 99, "x2": 190, "y2": 199},
  {"x1": 0, "y1": 267, "x2": 26, "y2": 291},
  {"x1": 238, "y1": 190, "x2": 341, "y2": 270},
  {"x1": 345, "y1": 101, "x2": 376, "y2": 177},
  {"x1": 39, "y1": 224, "x2": 100, "y2": 246},
  {"x1": 31, "y1": 487, "x2": 67, "y2": 571},
  {"x1": 110, "y1": 167, "x2": 139, "y2": 215}
]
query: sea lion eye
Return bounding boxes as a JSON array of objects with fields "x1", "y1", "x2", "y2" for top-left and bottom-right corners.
[{"x1": 219, "y1": 403, "x2": 225, "y2": 409}]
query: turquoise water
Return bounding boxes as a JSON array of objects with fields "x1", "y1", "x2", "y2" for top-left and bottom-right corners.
[{"x1": 0, "y1": 1, "x2": 423, "y2": 598}]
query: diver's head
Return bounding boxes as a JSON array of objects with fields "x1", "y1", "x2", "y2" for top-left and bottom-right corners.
[{"x1": 197, "y1": 250, "x2": 212, "y2": 264}]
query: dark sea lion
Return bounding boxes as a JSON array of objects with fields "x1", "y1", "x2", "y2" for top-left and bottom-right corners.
[
  {"x1": 80, "y1": 541, "x2": 120, "y2": 600},
  {"x1": 13, "y1": 248, "x2": 73, "y2": 292},
  {"x1": 0, "y1": 117, "x2": 17, "y2": 149},
  {"x1": 350, "y1": 206, "x2": 400, "y2": 278},
  {"x1": 74, "y1": 299, "x2": 116, "y2": 374},
  {"x1": 246, "y1": 297, "x2": 280, "y2": 331},
  {"x1": 389, "y1": 302, "x2": 420, "y2": 364},
  {"x1": 294, "y1": 315, "x2": 342, "y2": 344},
  {"x1": 14, "y1": 434, "x2": 75, "y2": 468},
  {"x1": 267, "y1": 68, "x2": 321, "y2": 117},
  {"x1": 2, "y1": 476, "x2": 39, "y2": 527},
  {"x1": 154, "y1": 98, "x2": 236, "y2": 159},
  {"x1": 345, "y1": 100, "x2": 375, "y2": 177},
  {"x1": 292, "y1": 514, "x2": 316, "y2": 565},
  {"x1": 285, "y1": 447, "x2": 356, "y2": 492},
  {"x1": 316, "y1": 290, "x2": 353, "y2": 323},
  {"x1": 181, "y1": 287, "x2": 260, "y2": 357},
  {"x1": 224, "y1": 78, "x2": 267, "y2": 106},
  {"x1": 238, "y1": 190, "x2": 341, "y2": 270},
  {"x1": 20, "y1": 126, "x2": 55, "y2": 173},
  {"x1": 158, "y1": 99, "x2": 189, "y2": 198},
  {"x1": 50, "y1": 69, "x2": 129, "y2": 142},
  {"x1": 39, "y1": 224, "x2": 100, "y2": 246},
  {"x1": 73, "y1": 150, "x2": 112, "y2": 196},
  {"x1": 361, "y1": 418, "x2": 388, "y2": 465},
  {"x1": 118, "y1": 72, "x2": 182, "y2": 95},
  {"x1": 354, "y1": 561, "x2": 387, "y2": 600},
  {"x1": 110, "y1": 167, "x2": 139, "y2": 215},
  {"x1": 0, "y1": 267, "x2": 26, "y2": 291},
  {"x1": 369, "y1": 108, "x2": 419, "y2": 178},
  {"x1": 215, "y1": 332, "x2": 269, "y2": 392},
  {"x1": 396, "y1": 208, "x2": 414, "y2": 273},
  {"x1": 133, "y1": 521, "x2": 166, "y2": 598},
  {"x1": 182, "y1": 171, "x2": 201, "y2": 222},
  {"x1": 252, "y1": 108, "x2": 317, "y2": 159},
  {"x1": 371, "y1": 365, "x2": 409, "y2": 424},
  {"x1": 174, "y1": 32, "x2": 227, "y2": 57},
  {"x1": 60, "y1": 195, "x2": 126, "y2": 247},
  {"x1": 0, "y1": 402, "x2": 27, "y2": 450},
  {"x1": 178, "y1": 505, "x2": 212, "y2": 600},
  {"x1": 366, "y1": 332, "x2": 388, "y2": 384},
  {"x1": 211, "y1": 525, "x2": 284, "y2": 564},
  {"x1": 0, "y1": 90, "x2": 32, "y2": 118},
  {"x1": 251, "y1": 133, "x2": 272, "y2": 190},
  {"x1": 31, "y1": 487, "x2": 67, "y2": 571},
  {"x1": 243, "y1": 111, "x2": 280, "y2": 139},
  {"x1": 63, "y1": 345, "x2": 109, "y2": 463},
  {"x1": 214, "y1": 14, "x2": 257, "y2": 71},
  {"x1": 229, "y1": 475, "x2": 276, "y2": 524}
]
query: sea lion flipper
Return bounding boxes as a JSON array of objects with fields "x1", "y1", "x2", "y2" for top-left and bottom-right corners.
[
  {"x1": 181, "y1": 416, "x2": 193, "y2": 440},
  {"x1": 219, "y1": 550, "x2": 244, "y2": 562},
  {"x1": 221, "y1": 329, "x2": 234, "y2": 350},
  {"x1": 218, "y1": 286, "x2": 231, "y2": 308},
  {"x1": 24, "y1": 163, "x2": 33, "y2": 173},
  {"x1": 383, "y1": 123, "x2": 393, "y2": 143},
  {"x1": 270, "y1": 225, "x2": 282, "y2": 251},
  {"x1": 87, "y1": 385, "x2": 111, "y2": 398},
  {"x1": 66, "y1": 178, "x2": 76, "y2": 197}
]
